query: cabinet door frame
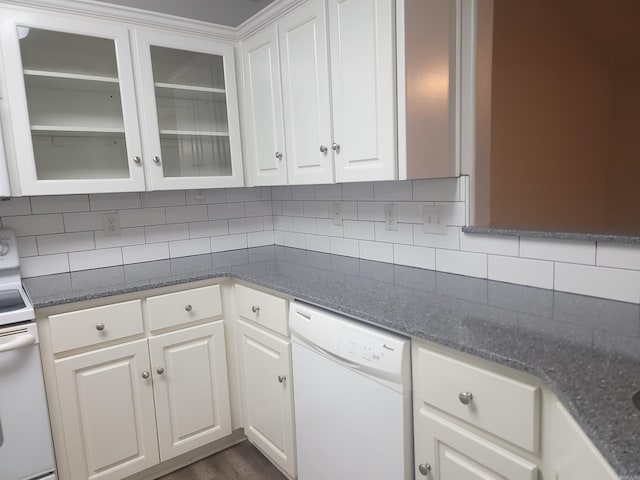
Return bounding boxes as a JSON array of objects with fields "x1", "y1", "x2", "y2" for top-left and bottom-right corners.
[
  {"x1": 133, "y1": 28, "x2": 244, "y2": 190},
  {"x1": 0, "y1": 9, "x2": 146, "y2": 195},
  {"x1": 241, "y1": 25, "x2": 288, "y2": 186}
]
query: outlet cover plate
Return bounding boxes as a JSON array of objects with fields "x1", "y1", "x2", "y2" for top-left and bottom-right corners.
[{"x1": 423, "y1": 205, "x2": 447, "y2": 235}]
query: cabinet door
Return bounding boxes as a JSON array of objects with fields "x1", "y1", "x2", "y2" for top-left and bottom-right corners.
[
  {"x1": 237, "y1": 319, "x2": 296, "y2": 477},
  {"x1": 242, "y1": 26, "x2": 288, "y2": 186},
  {"x1": 279, "y1": 0, "x2": 334, "y2": 185},
  {"x1": 148, "y1": 321, "x2": 231, "y2": 461},
  {"x1": 134, "y1": 29, "x2": 244, "y2": 190},
  {"x1": 0, "y1": 10, "x2": 145, "y2": 195},
  {"x1": 414, "y1": 408, "x2": 538, "y2": 480},
  {"x1": 55, "y1": 339, "x2": 159, "y2": 480},
  {"x1": 328, "y1": 0, "x2": 396, "y2": 183}
]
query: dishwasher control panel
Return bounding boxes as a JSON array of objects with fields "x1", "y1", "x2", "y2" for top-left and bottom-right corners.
[{"x1": 338, "y1": 327, "x2": 405, "y2": 374}]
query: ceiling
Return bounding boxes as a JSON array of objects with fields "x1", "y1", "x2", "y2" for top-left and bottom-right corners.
[{"x1": 96, "y1": 0, "x2": 276, "y2": 27}]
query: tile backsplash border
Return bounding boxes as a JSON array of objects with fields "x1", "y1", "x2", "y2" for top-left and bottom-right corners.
[{"x1": 2, "y1": 177, "x2": 640, "y2": 305}]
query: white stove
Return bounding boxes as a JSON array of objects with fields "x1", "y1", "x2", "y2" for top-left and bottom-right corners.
[{"x1": 0, "y1": 229, "x2": 57, "y2": 480}]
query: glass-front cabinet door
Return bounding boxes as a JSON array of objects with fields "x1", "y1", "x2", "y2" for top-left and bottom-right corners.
[
  {"x1": 134, "y1": 30, "x2": 244, "y2": 190},
  {"x1": 0, "y1": 10, "x2": 145, "y2": 195}
]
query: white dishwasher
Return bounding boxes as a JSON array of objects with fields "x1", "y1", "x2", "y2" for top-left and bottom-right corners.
[{"x1": 290, "y1": 302, "x2": 412, "y2": 480}]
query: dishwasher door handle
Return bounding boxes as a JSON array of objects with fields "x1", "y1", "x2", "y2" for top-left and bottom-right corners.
[{"x1": 0, "y1": 333, "x2": 35, "y2": 353}]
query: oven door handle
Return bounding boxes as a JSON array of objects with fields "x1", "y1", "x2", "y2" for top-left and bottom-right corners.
[{"x1": 0, "y1": 333, "x2": 35, "y2": 353}]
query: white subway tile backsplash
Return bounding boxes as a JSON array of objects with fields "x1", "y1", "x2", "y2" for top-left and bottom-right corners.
[
  {"x1": 330, "y1": 237, "x2": 359, "y2": 257},
  {"x1": 438, "y1": 202, "x2": 467, "y2": 226},
  {"x1": 189, "y1": 220, "x2": 229, "y2": 238},
  {"x1": 303, "y1": 201, "x2": 329, "y2": 218},
  {"x1": 123, "y1": 242, "x2": 169, "y2": 264},
  {"x1": 555, "y1": 263, "x2": 640, "y2": 303},
  {"x1": 63, "y1": 212, "x2": 103, "y2": 232},
  {"x1": 357, "y1": 202, "x2": 385, "y2": 221},
  {"x1": 271, "y1": 186, "x2": 292, "y2": 200},
  {"x1": 208, "y1": 202, "x2": 245, "y2": 220},
  {"x1": 291, "y1": 185, "x2": 316, "y2": 200},
  {"x1": 16, "y1": 236, "x2": 38, "y2": 257},
  {"x1": 394, "y1": 244, "x2": 435, "y2": 270},
  {"x1": 460, "y1": 233, "x2": 519, "y2": 256},
  {"x1": 185, "y1": 189, "x2": 226, "y2": 205},
  {"x1": 165, "y1": 205, "x2": 208, "y2": 224},
  {"x1": 261, "y1": 187, "x2": 272, "y2": 200},
  {"x1": 343, "y1": 220, "x2": 374, "y2": 240},
  {"x1": 245, "y1": 201, "x2": 273, "y2": 217},
  {"x1": 271, "y1": 201, "x2": 283, "y2": 215},
  {"x1": 274, "y1": 216, "x2": 294, "y2": 232},
  {"x1": 374, "y1": 222, "x2": 413, "y2": 245},
  {"x1": 436, "y1": 249, "x2": 487, "y2": 278},
  {"x1": 397, "y1": 202, "x2": 423, "y2": 223},
  {"x1": 145, "y1": 224, "x2": 189, "y2": 243},
  {"x1": 359, "y1": 240, "x2": 393, "y2": 263},
  {"x1": 32, "y1": 195, "x2": 89, "y2": 214},
  {"x1": 90, "y1": 192, "x2": 141, "y2": 211},
  {"x1": 0, "y1": 197, "x2": 31, "y2": 216},
  {"x1": 414, "y1": 226, "x2": 461, "y2": 250},
  {"x1": 315, "y1": 184, "x2": 342, "y2": 200},
  {"x1": 38, "y1": 232, "x2": 95, "y2": 255},
  {"x1": 21, "y1": 253, "x2": 69, "y2": 277},
  {"x1": 373, "y1": 181, "x2": 412, "y2": 201},
  {"x1": 263, "y1": 215, "x2": 274, "y2": 230},
  {"x1": 69, "y1": 248, "x2": 122, "y2": 271},
  {"x1": 282, "y1": 201, "x2": 304, "y2": 216},
  {"x1": 413, "y1": 178, "x2": 460, "y2": 202},
  {"x1": 169, "y1": 238, "x2": 211, "y2": 258},
  {"x1": 305, "y1": 234, "x2": 331, "y2": 253},
  {"x1": 274, "y1": 230, "x2": 285, "y2": 245},
  {"x1": 141, "y1": 191, "x2": 186, "y2": 207},
  {"x1": 316, "y1": 219, "x2": 344, "y2": 237},
  {"x1": 293, "y1": 217, "x2": 317, "y2": 234},
  {"x1": 596, "y1": 243, "x2": 640, "y2": 271},
  {"x1": 284, "y1": 232, "x2": 306, "y2": 249},
  {"x1": 95, "y1": 228, "x2": 145, "y2": 249},
  {"x1": 248, "y1": 230, "x2": 275, "y2": 248},
  {"x1": 119, "y1": 208, "x2": 166, "y2": 228},
  {"x1": 211, "y1": 234, "x2": 248, "y2": 252},
  {"x1": 342, "y1": 182, "x2": 374, "y2": 201},
  {"x1": 340, "y1": 202, "x2": 358, "y2": 220},
  {"x1": 229, "y1": 217, "x2": 264, "y2": 234},
  {"x1": 226, "y1": 187, "x2": 262, "y2": 202},
  {"x1": 4, "y1": 214, "x2": 64, "y2": 236},
  {"x1": 520, "y1": 237, "x2": 595, "y2": 265},
  {"x1": 488, "y1": 255, "x2": 554, "y2": 289}
]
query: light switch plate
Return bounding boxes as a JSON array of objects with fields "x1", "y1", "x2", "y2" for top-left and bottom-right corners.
[
  {"x1": 385, "y1": 204, "x2": 398, "y2": 231},
  {"x1": 423, "y1": 205, "x2": 447, "y2": 235}
]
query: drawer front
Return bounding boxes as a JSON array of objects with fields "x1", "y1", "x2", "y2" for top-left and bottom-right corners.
[
  {"x1": 236, "y1": 284, "x2": 288, "y2": 336},
  {"x1": 413, "y1": 344, "x2": 540, "y2": 453},
  {"x1": 49, "y1": 300, "x2": 143, "y2": 354},
  {"x1": 147, "y1": 285, "x2": 222, "y2": 332}
]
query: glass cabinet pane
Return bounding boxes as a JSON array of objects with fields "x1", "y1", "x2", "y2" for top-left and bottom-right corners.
[
  {"x1": 150, "y1": 46, "x2": 232, "y2": 178},
  {"x1": 18, "y1": 28, "x2": 130, "y2": 180}
]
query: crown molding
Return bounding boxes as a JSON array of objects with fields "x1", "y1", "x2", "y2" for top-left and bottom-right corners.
[
  {"x1": 236, "y1": 0, "x2": 306, "y2": 39},
  {"x1": 0, "y1": 0, "x2": 239, "y2": 41}
]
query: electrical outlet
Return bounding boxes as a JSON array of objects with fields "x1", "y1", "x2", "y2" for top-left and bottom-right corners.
[
  {"x1": 423, "y1": 205, "x2": 447, "y2": 235},
  {"x1": 332, "y1": 203, "x2": 343, "y2": 226},
  {"x1": 384, "y1": 204, "x2": 398, "y2": 231},
  {"x1": 102, "y1": 212, "x2": 121, "y2": 236}
]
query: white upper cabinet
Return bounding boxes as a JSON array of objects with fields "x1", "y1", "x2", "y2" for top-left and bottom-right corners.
[
  {"x1": 133, "y1": 30, "x2": 244, "y2": 190},
  {"x1": 241, "y1": 25, "x2": 288, "y2": 186},
  {"x1": 0, "y1": 10, "x2": 145, "y2": 195},
  {"x1": 278, "y1": 0, "x2": 334, "y2": 185},
  {"x1": 328, "y1": 0, "x2": 396, "y2": 183}
]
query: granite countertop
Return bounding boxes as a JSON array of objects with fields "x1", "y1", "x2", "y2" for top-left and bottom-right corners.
[
  {"x1": 24, "y1": 246, "x2": 640, "y2": 477},
  {"x1": 462, "y1": 225, "x2": 640, "y2": 244}
]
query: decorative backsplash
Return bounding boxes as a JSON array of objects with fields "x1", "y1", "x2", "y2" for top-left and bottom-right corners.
[{"x1": 2, "y1": 177, "x2": 640, "y2": 306}]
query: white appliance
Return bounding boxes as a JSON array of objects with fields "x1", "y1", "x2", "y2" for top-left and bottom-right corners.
[
  {"x1": 0, "y1": 229, "x2": 56, "y2": 480},
  {"x1": 290, "y1": 302, "x2": 412, "y2": 480}
]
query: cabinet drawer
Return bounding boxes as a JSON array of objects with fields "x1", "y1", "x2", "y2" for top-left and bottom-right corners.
[
  {"x1": 413, "y1": 344, "x2": 540, "y2": 453},
  {"x1": 236, "y1": 284, "x2": 288, "y2": 336},
  {"x1": 147, "y1": 285, "x2": 222, "y2": 332},
  {"x1": 49, "y1": 300, "x2": 144, "y2": 354}
]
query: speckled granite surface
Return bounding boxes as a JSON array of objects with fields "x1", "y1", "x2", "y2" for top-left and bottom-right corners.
[
  {"x1": 24, "y1": 246, "x2": 640, "y2": 477},
  {"x1": 462, "y1": 225, "x2": 640, "y2": 244}
]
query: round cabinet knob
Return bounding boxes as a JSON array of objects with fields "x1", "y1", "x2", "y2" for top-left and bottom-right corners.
[
  {"x1": 95, "y1": 323, "x2": 105, "y2": 331},
  {"x1": 278, "y1": 375, "x2": 287, "y2": 384},
  {"x1": 418, "y1": 463, "x2": 432, "y2": 476},
  {"x1": 331, "y1": 142, "x2": 341, "y2": 152},
  {"x1": 133, "y1": 156, "x2": 142, "y2": 165},
  {"x1": 142, "y1": 371, "x2": 150, "y2": 379},
  {"x1": 459, "y1": 392, "x2": 474, "y2": 405},
  {"x1": 153, "y1": 156, "x2": 161, "y2": 165},
  {"x1": 275, "y1": 151, "x2": 283, "y2": 160},
  {"x1": 185, "y1": 304, "x2": 193, "y2": 312},
  {"x1": 156, "y1": 367, "x2": 165, "y2": 375},
  {"x1": 319, "y1": 145, "x2": 328, "y2": 154},
  {"x1": 252, "y1": 305, "x2": 260, "y2": 314}
]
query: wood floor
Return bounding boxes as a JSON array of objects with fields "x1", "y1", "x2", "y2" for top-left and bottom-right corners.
[{"x1": 158, "y1": 441, "x2": 288, "y2": 480}]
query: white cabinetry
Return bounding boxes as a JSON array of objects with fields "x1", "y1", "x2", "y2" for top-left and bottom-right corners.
[
  {"x1": 0, "y1": 7, "x2": 243, "y2": 195},
  {"x1": 235, "y1": 284, "x2": 296, "y2": 478},
  {"x1": 44, "y1": 285, "x2": 231, "y2": 480}
]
